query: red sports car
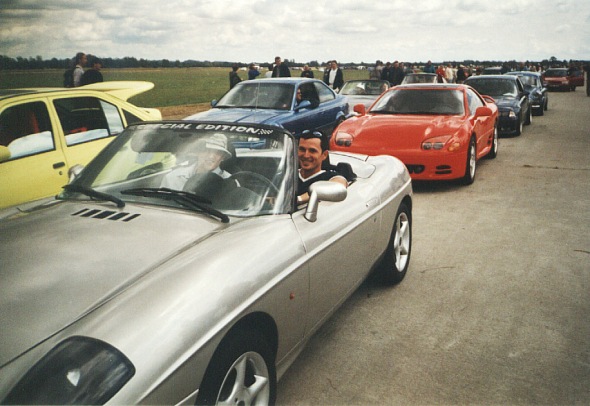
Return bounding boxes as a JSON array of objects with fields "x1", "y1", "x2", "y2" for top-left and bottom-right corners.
[{"x1": 331, "y1": 84, "x2": 499, "y2": 184}]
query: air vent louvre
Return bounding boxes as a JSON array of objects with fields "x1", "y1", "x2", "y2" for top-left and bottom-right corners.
[{"x1": 72, "y1": 208, "x2": 140, "y2": 222}]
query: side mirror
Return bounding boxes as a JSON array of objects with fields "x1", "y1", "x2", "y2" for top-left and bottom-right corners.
[
  {"x1": 353, "y1": 104, "x2": 366, "y2": 115},
  {"x1": 211, "y1": 99, "x2": 218, "y2": 107},
  {"x1": 68, "y1": 164, "x2": 85, "y2": 183},
  {"x1": 474, "y1": 106, "x2": 493, "y2": 117},
  {"x1": 0, "y1": 146, "x2": 10, "y2": 163},
  {"x1": 294, "y1": 100, "x2": 312, "y2": 111},
  {"x1": 481, "y1": 95, "x2": 496, "y2": 104},
  {"x1": 304, "y1": 181, "x2": 347, "y2": 222}
]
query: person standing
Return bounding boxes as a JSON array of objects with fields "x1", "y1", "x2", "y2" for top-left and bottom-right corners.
[
  {"x1": 247, "y1": 63, "x2": 260, "y2": 80},
  {"x1": 300, "y1": 64, "x2": 314, "y2": 78},
  {"x1": 456, "y1": 65, "x2": 467, "y2": 83},
  {"x1": 388, "y1": 61, "x2": 405, "y2": 86},
  {"x1": 72, "y1": 52, "x2": 87, "y2": 87},
  {"x1": 272, "y1": 56, "x2": 291, "y2": 77},
  {"x1": 445, "y1": 64, "x2": 455, "y2": 83},
  {"x1": 423, "y1": 60, "x2": 435, "y2": 73},
  {"x1": 80, "y1": 56, "x2": 103, "y2": 85},
  {"x1": 324, "y1": 60, "x2": 344, "y2": 92},
  {"x1": 229, "y1": 64, "x2": 242, "y2": 89},
  {"x1": 370, "y1": 60, "x2": 383, "y2": 80}
]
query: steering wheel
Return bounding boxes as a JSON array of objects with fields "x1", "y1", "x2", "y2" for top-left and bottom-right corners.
[{"x1": 228, "y1": 171, "x2": 279, "y2": 196}]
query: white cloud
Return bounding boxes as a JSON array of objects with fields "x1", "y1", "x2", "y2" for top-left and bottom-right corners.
[{"x1": 0, "y1": 0, "x2": 588, "y2": 62}]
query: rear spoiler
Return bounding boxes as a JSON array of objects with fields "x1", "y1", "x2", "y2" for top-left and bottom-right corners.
[{"x1": 79, "y1": 81, "x2": 155, "y2": 101}]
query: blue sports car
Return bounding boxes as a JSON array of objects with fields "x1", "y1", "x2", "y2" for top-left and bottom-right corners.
[
  {"x1": 185, "y1": 78, "x2": 349, "y2": 137},
  {"x1": 465, "y1": 75, "x2": 532, "y2": 136},
  {"x1": 506, "y1": 71, "x2": 548, "y2": 116}
]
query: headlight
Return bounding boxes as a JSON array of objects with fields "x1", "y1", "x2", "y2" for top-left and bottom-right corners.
[
  {"x1": 422, "y1": 135, "x2": 460, "y2": 152},
  {"x1": 500, "y1": 110, "x2": 517, "y2": 118},
  {"x1": 334, "y1": 131, "x2": 354, "y2": 147},
  {"x1": 4, "y1": 336, "x2": 135, "y2": 405}
]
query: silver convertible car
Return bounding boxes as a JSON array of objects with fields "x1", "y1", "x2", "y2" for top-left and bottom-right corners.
[{"x1": 0, "y1": 121, "x2": 413, "y2": 404}]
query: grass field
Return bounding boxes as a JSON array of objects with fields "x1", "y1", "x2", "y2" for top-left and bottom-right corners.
[{"x1": 0, "y1": 67, "x2": 370, "y2": 111}]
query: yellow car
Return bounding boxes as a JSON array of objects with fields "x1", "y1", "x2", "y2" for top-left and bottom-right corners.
[{"x1": 0, "y1": 81, "x2": 161, "y2": 209}]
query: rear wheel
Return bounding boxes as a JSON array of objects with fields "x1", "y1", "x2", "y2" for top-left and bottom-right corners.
[
  {"x1": 379, "y1": 203, "x2": 412, "y2": 285},
  {"x1": 196, "y1": 330, "x2": 276, "y2": 406}
]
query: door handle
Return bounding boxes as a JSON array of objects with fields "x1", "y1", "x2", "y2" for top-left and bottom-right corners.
[{"x1": 53, "y1": 161, "x2": 66, "y2": 169}]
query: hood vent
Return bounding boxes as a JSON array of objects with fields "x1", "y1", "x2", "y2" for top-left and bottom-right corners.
[{"x1": 72, "y1": 208, "x2": 140, "y2": 222}]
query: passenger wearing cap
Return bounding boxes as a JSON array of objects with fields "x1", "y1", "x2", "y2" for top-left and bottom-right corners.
[
  {"x1": 161, "y1": 133, "x2": 233, "y2": 191},
  {"x1": 297, "y1": 131, "x2": 347, "y2": 205}
]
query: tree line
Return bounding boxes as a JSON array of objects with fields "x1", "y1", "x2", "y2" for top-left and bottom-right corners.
[{"x1": 0, "y1": 54, "x2": 584, "y2": 71}]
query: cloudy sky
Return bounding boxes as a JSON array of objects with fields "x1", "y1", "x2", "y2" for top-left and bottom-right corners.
[{"x1": 1, "y1": 0, "x2": 589, "y2": 64}]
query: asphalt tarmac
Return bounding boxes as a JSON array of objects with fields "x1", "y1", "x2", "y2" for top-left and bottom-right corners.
[{"x1": 277, "y1": 88, "x2": 590, "y2": 404}]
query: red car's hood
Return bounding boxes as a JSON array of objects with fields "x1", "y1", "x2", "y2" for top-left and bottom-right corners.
[{"x1": 339, "y1": 114, "x2": 464, "y2": 153}]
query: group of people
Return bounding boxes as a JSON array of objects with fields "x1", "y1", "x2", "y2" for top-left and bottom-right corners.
[
  {"x1": 65, "y1": 52, "x2": 104, "y2": 87},
  {"x1": 229, "y1": 56, "x2": 346, "y2": 92}
]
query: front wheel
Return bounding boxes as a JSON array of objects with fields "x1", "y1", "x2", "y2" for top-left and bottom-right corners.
[
  {"x1": 460, "y1": 137, "x2": 477, "y2": 185},
  {"x1": 196, "y1": 330, "x2": 276, "y2": 406},
  {"x1": 524, "y1": 106, "x2": 532, "y2": 125},
  {"x1": 515, "y1": 113, "x2": 523, "y2": 136},
  {"x1": 486, "y1": 126, "x2": 498, "y2": 159},
  {"x1": 379, "y1": 203, "x2": 412, "y2": 285}
]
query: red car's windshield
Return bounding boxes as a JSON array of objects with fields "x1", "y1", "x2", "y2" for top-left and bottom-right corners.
[{"x1": 370, "y1": 89, "x2": 465, "y2": 115}]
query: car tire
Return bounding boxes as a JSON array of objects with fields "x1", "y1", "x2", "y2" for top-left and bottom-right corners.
[
  {"x1": 515, "y1": 114, "x2": 523, "y2": 136},
  {"x1": 379, "y1": 202, "x2": 412, "y2": 285},
  {"x1": 486, "y1": 126, "x2": 498, "y2": 159},
  {"x1": 524, "y1": 107, "x2": 532, "y2": 125},
  {"x1": 196, "y1": 330, "x2": 276, "y2": 406},
  {"x1": 461, "y1": 136, "x2": 477, "y2": 185}
]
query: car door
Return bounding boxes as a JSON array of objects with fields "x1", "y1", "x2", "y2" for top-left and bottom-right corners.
[
  {"x1": 51, "y1": 95, "x2": 125, "y2": 172},
  {"x1": 466, "y1": 89, "x2": 494, "y2": 157},
  {"x1": 515, "y1": 79, "x2": 530, "y2": 120},
  {"x1": 313, "y1": 81, "x2": 346, "y2": 135},
  {"x1": 292, "y1": 178, "x2": 383, "y2": 335},
  {"x1": 281, "y1": 83, "x2": 325, "y2": 136},
  {"x1": 0, "y1": 99, "x2": 69, "y2": 208}
]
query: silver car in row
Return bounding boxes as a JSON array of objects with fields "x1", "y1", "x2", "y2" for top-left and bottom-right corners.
[{"x1": 0, "y1": 121, "x2": 413, "y2": 404}]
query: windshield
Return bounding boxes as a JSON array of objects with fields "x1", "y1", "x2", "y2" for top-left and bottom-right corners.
[
  {"x1": 60, "y1": 122, "x2": 295, "y2": 218},
  {"x1": 515, "y1": 75, "x2": 537, "y2": 87},
  {"x1": 216, "y1": 82, "x2": 295, "y2": 110},
  {"x1": 340, "y1": 81, "x2": 389, "y2": 95},
  {"x1": 544, "y1": 69, "x2": 567, "y2": 78},
  {"x1": 370, "y1": 88, "x2": 465, "y2": 115},
  {"x1": 467, "y1": 79, "x2": 518, "y2": 97},
  {"x1": 402, "y1": 74, "x2": 437, "y2": 84}
]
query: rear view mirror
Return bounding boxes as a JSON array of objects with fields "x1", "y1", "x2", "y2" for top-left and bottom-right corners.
[
  {"x1": 68, "y1": 164, "x2": 85, "y2": 183},
  {"x1": 475, "y1": 106, "x2": 493, "y2": 117},
  {"x1": 304, "y1": 181, "x2": 347, "y2": 222}
]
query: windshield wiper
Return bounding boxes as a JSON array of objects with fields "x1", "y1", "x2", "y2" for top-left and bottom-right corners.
[
  {"x1": 62, "y1": 184, "x2": 125, "y2": 208},
  {"x1": 120, "y1": 187, "x2": 229, "y2": 223}
]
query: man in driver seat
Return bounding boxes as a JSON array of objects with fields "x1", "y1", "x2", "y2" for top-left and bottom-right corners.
[
  {"x1": 297, "y1": 131, "x2": 348, "y2": 205},
  {"x1": 161, "y1": 133, "x2": 233, "y2": 191}
]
